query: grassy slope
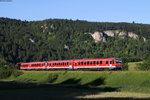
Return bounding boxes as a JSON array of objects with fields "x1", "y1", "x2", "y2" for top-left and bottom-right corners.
[
  {"x1": 128, "y1": 62, "x2": 142, "y2": 71},
  {"x1": 6, "y1": 70, "x2": 150, "y2": 93}
]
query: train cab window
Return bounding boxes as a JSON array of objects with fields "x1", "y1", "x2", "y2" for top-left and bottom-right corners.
[
  {"x1": 106, "y1": 61, "x2": 108, "y2": 64},
  {"x1": 110, "y1": 61, "x2": 114, "y2": 64}
]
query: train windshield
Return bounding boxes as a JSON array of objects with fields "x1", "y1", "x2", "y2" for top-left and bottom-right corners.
[{"x1": 115, "y1": 58, "x2": 123, "y2": 65}]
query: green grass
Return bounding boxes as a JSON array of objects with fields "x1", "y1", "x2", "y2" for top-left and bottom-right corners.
[
  {"x1": 4, "y1": 70, "x2": 150, "y2": 93},
  {"x1": 128, "y1": 62, "x2": 142, "y2": 71}
]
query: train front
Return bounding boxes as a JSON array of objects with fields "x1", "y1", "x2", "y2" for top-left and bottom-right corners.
[{"x1": 115, "y1": 58, "x2": 123, "y2": 69}]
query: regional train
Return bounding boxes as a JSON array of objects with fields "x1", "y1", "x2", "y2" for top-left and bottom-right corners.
[{"x1": 16, "y1": 58, "x2": 123, "y2": 70}]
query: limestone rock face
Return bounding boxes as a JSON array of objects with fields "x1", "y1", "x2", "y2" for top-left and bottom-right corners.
[
  {"x1": 90, "y1": 30, "x2": 146, "y2": 42},
  {"x1": 104, "y1": 30, "x2": 119, "y2": 37},
  {"x1": 91, "y1": 32, "x2": 106, "y2": 42},
  {"x1": 128, "y1": 32, "x2": 138, "y2": 39}
]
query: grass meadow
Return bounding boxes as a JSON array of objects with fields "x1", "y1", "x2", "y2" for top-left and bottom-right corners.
[{"x1": 0, "y1": 62, "x2": 150, "y2": 100}]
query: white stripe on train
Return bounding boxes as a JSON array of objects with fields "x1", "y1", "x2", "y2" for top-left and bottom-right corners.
[{"x1": 21, "y1": 66, "x2": 117, "y2": 70}]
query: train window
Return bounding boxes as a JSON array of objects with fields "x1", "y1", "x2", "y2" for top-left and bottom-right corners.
[
  {"x1": 100, "y1": 61, "x2": 102, "y2": 64},
  {"x1": 106, "y1": 61, "x2": 108, "y2": 64},
  {"x1": 87, "y1": 61, "x2": 89, "y2": 65},
  {"x1": 70, "y1": 62, "x2": 72, "y2": 65},
  {"x1": 93, "y1": 61, "x2": 96, "y2": 64},
  {"x1": 96, "y1": 61, "x2": 99, "y2": 64},
  {"x1": 78, "y1": 62, "x2": 80, "y2": 65},
  {"x1": 84, "y1": 61, "x2": 86, "y2": 65},
  {"x1": 81, "y1": 62, "x2": 83, "y2": 65},
  {"x1": 110, "y1": 61, "x2": 114, "y2": 64},
  {"x1": 90, "y1": 61, "x2": 92, "y2": 64}
]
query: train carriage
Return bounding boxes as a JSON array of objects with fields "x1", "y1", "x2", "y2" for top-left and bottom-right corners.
[{"x1": 16, "y1": 58, "x2": 123, "y2": 70}]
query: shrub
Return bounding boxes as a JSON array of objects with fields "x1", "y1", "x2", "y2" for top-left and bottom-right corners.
[
  {"x1": 122, "y1": 63, "x2": 128, "y2": 70},
  {"x1": 138, "y1": 53, "x2": 150, "y2": 70},
  {"x1": 0, "y1": 66, "x2": 13, "y2": 79},
  {"x1": 0, "y1": 62, "x2": 19, "y2": 79},
  {"x1": 138, "y1": 61, "x2": 150, "y2": 70},
  {"x1": 12, "y1": 70, "x2": 23, "y2": 77}
]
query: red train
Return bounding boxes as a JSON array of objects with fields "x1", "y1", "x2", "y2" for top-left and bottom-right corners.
[{"x1": 16, "y1": 58, "x2": 123, "y2": 70}]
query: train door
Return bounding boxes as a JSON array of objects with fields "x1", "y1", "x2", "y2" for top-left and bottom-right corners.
[
  {"x1": 109, "y1": 60, "x2": 112, "y2": 67},
  {"x1": 69, "y1": 62, "x2": 73, "y2": 69}
]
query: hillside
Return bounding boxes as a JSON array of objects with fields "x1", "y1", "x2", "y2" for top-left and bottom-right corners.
[
  {"x1": 0, "y1": 18, "x2": 150, "y2": 64},
  {"x1": 6, "y1": 71, "x2": 150, "y2": 93}
]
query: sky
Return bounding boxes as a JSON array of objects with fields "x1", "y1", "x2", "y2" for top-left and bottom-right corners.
[{"x1": 0, "y1": 0, "x2": 150, "y2": 24}]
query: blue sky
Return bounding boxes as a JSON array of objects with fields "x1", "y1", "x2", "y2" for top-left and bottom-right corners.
[{"x1": 0, "y1": 0, "x2": 150, "y2": 24}]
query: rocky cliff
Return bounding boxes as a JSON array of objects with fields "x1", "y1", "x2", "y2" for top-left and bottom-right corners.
[{"x1": 90, "y1": 30, "x2": 146, "y2": 42}]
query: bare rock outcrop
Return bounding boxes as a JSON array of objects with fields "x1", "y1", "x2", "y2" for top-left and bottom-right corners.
[
  {"x1": 128, "y1": 32, "x2": 138, "y2": 39},
  {"x1": 91, "y1": 32, "x2": 106, "y2": 42},
  {"x1": 90, "y1": 30, "x2": 146, "y2": 42}
]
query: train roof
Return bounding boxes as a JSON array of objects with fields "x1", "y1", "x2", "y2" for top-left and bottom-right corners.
[{"x1": 18, "y1": 58, "x2": 118, "y2": 64}]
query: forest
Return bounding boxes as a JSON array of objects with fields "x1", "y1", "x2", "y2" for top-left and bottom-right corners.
[{"x1": 0, "y1": 17, "x2": 150, "y2": 65}]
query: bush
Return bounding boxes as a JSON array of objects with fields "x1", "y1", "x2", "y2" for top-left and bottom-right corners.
[
  {"x1": 12, "y1": 70, "x2": 23, "y2": 77},
  {"x1": 0, "y1": 66, "x2": 13, "y2": 79},
  {"x1": 122, "y1": 63, "x2": 128, "y2": 70},
  {"x1": 0, "y1": 62, "x2": 19, "y2": 79},
  {"x1": 138, "y1": 61, "x2": 150, "y2": 70},
  {"x1": 138, "y1": 53, "x2": 150, "y2": 70}
]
